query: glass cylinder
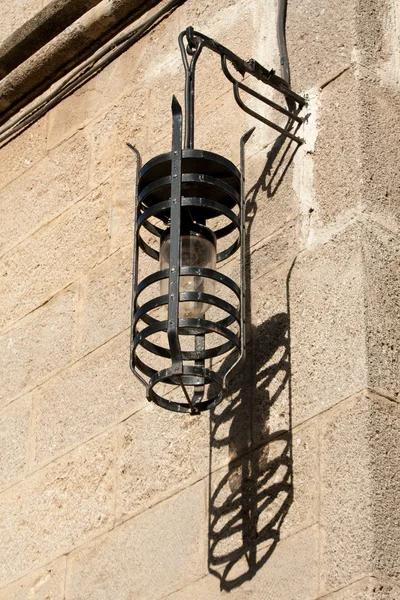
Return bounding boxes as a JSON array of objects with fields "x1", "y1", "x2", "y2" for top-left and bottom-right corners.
[{"x1": 160, "y1": 227, "x2": 217, "y2": 318}]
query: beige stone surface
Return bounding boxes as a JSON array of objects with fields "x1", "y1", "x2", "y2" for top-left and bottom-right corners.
[
  {"x1": 290, "y1": 224, "x2": 367, "y2": 425},
  {"x1": 320, "y1": 391, "x2": 400, "y2": 593},
  {"x1": 359, "y1": 76, "x2": 400, "y2": 231},
  {"x1": 80, "y1": 86, "x2": 149, "y2": 189},
  {"x1": 364, "y1": 223, "x2": 400, "y2": 400},
  {"x1": 194, "y1": 89, "x2": 260, "y2": 169},
  {"x1": 0, "y1": 432, "x2": 115, "y2": 587},
  {"x1": 286, "y1": 0, "x2": 389, "y2": 91},
  {"x1": 314, "y1": 68, "x2": 361, "y2": 229},
  {"x1": 66, "y1": 480, "x2": 207, "y2": 600},
  {"x1": 33, "y1": 329, "x2": 143, "y2": 467},
  {"x1": 0, "y1": 556, "x2": 66, "y2": 600},
  {"x1": 79, "y1": 245, "x2": 132, "y2": 355},
  {"x1": 314, "y1": 70, "x2": 400, "y2": 233},
  {"x1": 286, "y1": 0, "x2": 355, "y2": 91},
  {"x1": 168, "y1": 526, "x2": 319, "y2": 599},
  {"x1": 0, "y1": 286, "x2": 77, "y2": 410},
  {"x1": 247, "y1": 219, "x2": 298, "y2": 281},
  {"x1": 0, "y1": 118, "x2": 47, "y2": 190},
  {"x1": 0, "y1": 132, "x2": 91, "y2": 256},
  {"x1": 355, "y1": 0, "x2": 390, "y2": 69},
  {"x1": 322, "y1": 577, "x2": 400, "y2": 600},
  {"x1": 109, "y1": 163, "x2": 136, "y2": 253},
  {"x1": 0, "y1": 394, "x2": 31, "y2": 492},
  {"x1": 209, "y1": 419, "x2": 318, "y2": 576},
  {"x1": 0, "y1": 185, "x2": 110, "y2": 329},
  {"x1": 46, "y1": 5, "x2": 181, "y2": 152},
  {"x1": 116, "y1": 402, "x2": 211, "y2": 522},
  {"x1": 244, "y1": 146, "x2": 299, "y2": 248}
]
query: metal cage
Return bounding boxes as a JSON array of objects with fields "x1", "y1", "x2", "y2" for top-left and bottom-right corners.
[
  {"x1": 129, "y1": 27, "x2": 306, "y2": 414},
  {"x1": 130, "y1": 99, "x2": 250, "y2": 413}
]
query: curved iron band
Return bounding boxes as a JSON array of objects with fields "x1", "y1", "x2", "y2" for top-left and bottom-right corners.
[
  {"x1": 133, "y1": 265, "x2": 240, "y2": 331},
  {"x1": 139, "y1": 202, "x2": 237, "y2": 243},
  {"x1": 133, "y1": 291, "x2": 240, "y2": 360},
  {"x1": 138, "y1": 149, "x2": 241, "y2": 189},
  {"x1": 133, "y1": 314, "x2": 240, "y2": 361},
  {"x1": 132, "y1": 317, "x2": 240, "y2": 380},
  {"x1": 138, "y1": 173, "x2": 240, "y2": 209},
  {"x1": 148, "y1": 365, "x2": 226, "y2": 413},
  {"x1": 134, "y1": 291, "x2": 239, "y2": 329},
  {"x1": 135, "y1": 266, "x2": 240, "y2": 303},
  {"x1": 140, "y1": 337, "x2": 234, "y2": 362},
  {"x1": 137, "y1": 197, "x2": 241, "y2": 262},
  {"x1": 138, "y1": 197, "x2": 239, "y2": 232},
  {"x1": 139, "y1": 216, "x2": 164, "y2": 239}
]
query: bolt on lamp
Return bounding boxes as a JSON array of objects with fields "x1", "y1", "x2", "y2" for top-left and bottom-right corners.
[{"x1": 129, "y1": 27, "x2": 305, "y2": 414}]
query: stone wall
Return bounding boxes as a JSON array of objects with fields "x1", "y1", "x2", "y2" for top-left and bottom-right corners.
[{"x1": 0, "y1": 0, "x2": 399, "y2": 598}]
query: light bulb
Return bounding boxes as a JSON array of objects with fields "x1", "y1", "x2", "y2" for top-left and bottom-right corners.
[{"x1": 160, "y1": 227, "x2": 217, "y2": 318}]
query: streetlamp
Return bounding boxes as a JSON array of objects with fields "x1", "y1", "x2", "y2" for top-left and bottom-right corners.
[{"x1": 129, "y1": 27, "x2": 305, "y2": 414}]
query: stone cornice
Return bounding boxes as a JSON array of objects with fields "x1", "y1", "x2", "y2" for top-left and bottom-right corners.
[{"x1": 0, "y1": 0, "x2": 162, "y2": 125}]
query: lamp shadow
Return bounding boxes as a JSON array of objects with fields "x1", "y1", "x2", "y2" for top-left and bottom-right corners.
[{"x1": 207, "y1": 132, "x2": 298, "y2": 591}]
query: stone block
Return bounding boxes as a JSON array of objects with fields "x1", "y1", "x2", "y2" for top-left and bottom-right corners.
[
  {"x1": 314, "y1": 67, "x2": 361, "y2": 230},
  {"x1": 314, "y1": 71, "x2": 400, "y2": 233},
  {"x1": 135, "y1": 10, "x2": 183, "y2": 86},
  {"x1": 0, "y1": 132, "x2": 91, "y2": 256},
  {"x1": 0, "y1": 118, "x2": 47, "y2": 191},
  {"x1": 194, "y1": 88, "x2": 263, "y2": 169},
  {"x1": 322, "y1": 577, "x2": 400, "y2": 600},
  {"x1": 0, "y1": 432, "x2": 115, "y2": 587},
  {"x1": 0, "y1": 394, "x2": 31, "y2": 492},
  {"x1": 66, "y1": 480, "x2": 207, "y2": 600},
  {"x1": 45, "y1": 4, "x2": 178, "y2": 150},
  {"x1": 247, "y1": 220, "x2": 298, "y2": 281},
  {"x1": 364, "y1": 223, "x2": 400, "y2": 399},
  {"x1": 245, "y1": 261, "x2": 294, "y2": 441},
  {"x1": 209, "y1": 262, "x2": 295, "y2": 470},
  {"x1": 88, "y1": 86, "x2": 150, "y2": 189},
  {"x1": 282, "y1": 418, "x2": 319, "y2": 537},
  {"x1": 145, "y1": 58, "x2": 186, "y2": 151},
  {"x1": 79, "y1": 245, "x2": 132, "y2": 355},
  {"x1": 286, "y1": 0, "x2": 355, "y2": 91},
  {"x1": 0, "y1": 556, "x2": 66, "y2": 600},
  {"x1": 289, "y1": 224, "x2": 367, "y2": 425},
  {"x1": 209, "y1": 419, "x2": 318, "y2": 578},
  {"x1": 355, "y1": 0, "x2": 391, "y2": 69},
  {"x1": 33, "y1": 329, "x2": 143, "y2": 468},
  {"x1": 116, "y1": 402, "x2": 211, "y2": 522},
  {"x1": 0, "y1": 286, "x2": 77, "y2": 410},
  {"x1": 0, "y1": 185, "x2": 110, "y2": 329},
  {"x1": 359, "y1": 76, "x2": 400, "y2": 232},
  {"x1": 183, "y1": 0, "x2": 273, "y2": 66},
  {"x1": 320, "y1": 391, "x2": 400, "y2": 593},
  {"x1": 46, "y1": 38, "x2": 153, "y2": 151},
  {"x1": 244, "y1": 145, "x2": 299, "y2": 247},
  {"x1": 170, "y1": 525, "x2": 318, "y2": 598},
  {"x1": 47, "y1": 81, "x2": 114, "y2": 151},
  {"x1": 109, "y1": 164, "x2": 135, "y2": 253}
]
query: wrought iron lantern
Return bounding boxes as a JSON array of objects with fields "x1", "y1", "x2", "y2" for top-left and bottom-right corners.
[{"x1": 129, "y1": 27, "x2": 305, "y2": 414}]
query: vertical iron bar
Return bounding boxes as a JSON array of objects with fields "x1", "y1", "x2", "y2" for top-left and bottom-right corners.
[
  {"x1": 168, "y1": 96, "x2": 183, "y2": 374},
  {"x1": 185, "y1": 57, "x2": 195, "y2": 149},
  {"x1": 179, "y1": 28, "x2": 204, "y2": 150},
  {"x1": 223, "y1": 127, "x2": 255, "y2": 388},
  {"x1": 127, "y1": 143, "x2": 147, "y2": 388},
  {"x1": 192, "y1": 334, "x2": 205, "y2": 410}
]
